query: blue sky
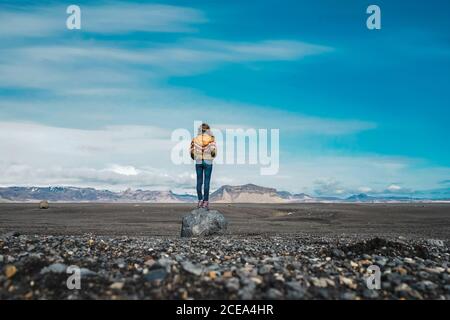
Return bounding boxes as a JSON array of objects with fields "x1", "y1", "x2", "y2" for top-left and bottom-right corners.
[{"x1": 0, "y1": 0, "x2": 449, "y2": 198}]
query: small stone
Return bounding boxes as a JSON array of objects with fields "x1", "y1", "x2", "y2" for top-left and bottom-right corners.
[
  {"x1": 342, "y1": 292, "x2": 357, "y2": 300},
  {"x1": 311, "y1": 277, "x2": 334, "y2": 288},
  {"x1": 426, "y1": 239, "x2": 444, "y2": 247},
  {"x1": 5, "y1": 265, "x2": 17, "y2": 278},
  {"x1": 39, "y1": 200, "x2": 49, "y2": 209},
  {"x1": 415, "y1": 280, "x2": 438, "y2": 291},
  {"x1": 332, "y1": 249, "x2": 345, "y2": 258},
  {"x1": 24, "y1": 291, "x2": 33, "y2": 299},
  {"x1": 396, "y1": 267, "x2": 408, "y2": 275},
  {"x1": 223, "y1": 271, "x2": 233, "y2": 278},
  {"x1": 350, "y1": 261, "x2": 358, "y2": 268},
  {"x1": 285, "y1": 281, "x2": 306, "y2": 299},
  {"x1": 404, "y1": 258, "x2": 415, "y2": 264},
  {"x1": 110, "y1": 282, "x2": 124, "y2": 290},
  {"x1": 424, "y1": 267, "x2": 445, "y2": 274},
  {"x1": 225, "y1": 277, "x2": 240, "y2": 292},
  {"x1": 258, "y1": 264, "x2": 272, "y2": 275},
  {"x1": 80, "y1": 268, "x2": 96, "y2": 277},
  {"x1": 265, "y1": 288, "x2": 283, "y2": 299},
  {"x1": 362, "y1": 289, "x2": 379, "y2": 299},
  {"x1": 40, "y1": 263, "x2": 67, "y2": 274},
  {"x1": 181, "y1": 261, "x2": 203, "y2": 276},
  {"x1": 250, "y1": 276, "x2": 263, "y2": 285},
  {"x1": 208, "y1": 271, "x2": 217, "y2": 280},
  {"x1": 395, "y1": 283, "x2": 412, "y2": 293},
  {"x1": 144, "y1": 258, "x2": 155, "y2": 267},
  {"x1": 339, "y1": 276, "x2": 357, "y2": 289},
  {"x1": 88, "y1": 239, "x2": 94, "y2": 246},
  {"x1": 144, "y1": 268, "x2": 167, "y2": 282}
]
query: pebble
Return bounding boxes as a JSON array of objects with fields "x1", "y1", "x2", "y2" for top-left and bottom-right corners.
[
  {"x1": 40, "y1": 263, "x2": 67, "y2": 274},
  {"x1": 144, "y1": 268, "x2": 167, "y2": 282},
  {"x1": 5, "y1": 265, "x2": 17, "y2": 278},
  {"x1": 265, "y1": 288, "x2": 283, "y2": 299},
  {"x1": 181, "y1": 261, "x2": 203, "y2": 276},
  {"x1": 225, "y1": 277, "x2": 240, "y2": 292},
  {"x1": 258, "y1": 264, "x2": 272, "y2": 275},
  {"x1": 110, "y1": 282, "x2": 124, "y2": 290}
]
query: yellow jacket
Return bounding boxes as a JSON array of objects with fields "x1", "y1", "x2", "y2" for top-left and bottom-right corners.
[{"x1": 190, "y1": 133, "x2": 217, "y2": 162}]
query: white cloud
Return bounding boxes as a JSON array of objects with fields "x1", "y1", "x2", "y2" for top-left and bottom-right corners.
[
  {"x1": 0, "y1": 38, "x2": 331, "y2": 93},
  {"x1": 0, "y1": 3, "x2": 206, "y2": 37},
  {"x1": 387, "y1": 184, "x2": 402, "y2": 192},
  {"x1": 0, "y1": 121, "x2": 448, "y2": 194}
]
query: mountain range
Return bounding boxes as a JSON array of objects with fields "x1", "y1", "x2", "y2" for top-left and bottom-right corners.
[{"x1": 0, "y1": 184, "x2": 447, "y2": 203}]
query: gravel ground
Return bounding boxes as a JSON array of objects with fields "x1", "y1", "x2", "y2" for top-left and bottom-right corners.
[{"x1": 1, "y1": 233, "x2": 448, "y2": 300}]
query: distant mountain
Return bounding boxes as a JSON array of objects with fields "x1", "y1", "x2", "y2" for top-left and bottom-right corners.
[
  {"x1": 0, "y1": 185, "x2": 445, "y2": 203},
  {"x1": 210, "y1": 184, "x2": 317, "y2": 203},
  {"x1": 345, "y1": 193, "x2": 420, "y2": 203},
  {"x1": 0, "y1": 186, "x2": 193, "y2": 203}
]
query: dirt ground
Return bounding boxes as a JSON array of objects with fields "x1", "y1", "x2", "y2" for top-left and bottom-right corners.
[{"x1": 0, "y1": 203, "x2": 449, "y2": 239}]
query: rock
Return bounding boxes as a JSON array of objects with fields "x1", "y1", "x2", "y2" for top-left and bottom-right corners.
[
  {"x1": 110, "y1": 282, "x2": 125, "y2": 290},
  {"x1": 415, "y1": 280, "x2": 438, "y2": 291},
  {"x1": 265, "y1": 288, "x2": 283, "y2": 299},
  {"x1": 225, "y1": 277, "x2": 240, "y2": 292},
  {"x1": 0, "y1": 255, "x2": 3, "y2": 263},
  {"x1": 258, "y1": 264, "x2": 272, "y2": 275},
  {"x1": 341, "y1": 292, "x2": 357, "y2": 300},
  {"x1": 180, "y1": 208, "x2": 227, "y2": 237},
  {"x1": 5, "y1": 265, "x2": 17, "y2": 278},
  {"x1": 2, "y1": 231, "x2": 20, "y2": 238},
  {"x1": 285, "y1": 281, "x2": 306, "y2": 299},
  {"x1": 362, "y1": 289, "x2": 379, "y2": 299},
  {"x1": 41, "y1": 263, "x2": 67, "y2": 274},
  {"x1": 311, "y1": 277, "x2": 334, "y2": 288},
  {"x1": 80, "y1": 268, "x2": 97, "y2": 277},
  {"x1": 181, "y1": 260, "x2": 203, "y2": 276},
  {"x1": 332, "y1": 249, "x2": 345, "y2": 258},
  {"x1": 39, "y1": 200, "x2": 49, "y2": 209},
  {"x1": 239, "y1": 283, "x2": 256, "y2": 299},
  {"x1": 144, "y1": 268, "x2": 167, "y2": 282},
  {"x1": 426, "y1": 239, "x2": 444, "y2": 247},
  {"x1": 339, "y1": 276, "x2": 357, "y2": 289}
]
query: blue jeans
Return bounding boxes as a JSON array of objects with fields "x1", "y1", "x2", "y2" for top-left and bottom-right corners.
[{"x1": 196, "y1": 161, "x2": 213, "y2": 201}]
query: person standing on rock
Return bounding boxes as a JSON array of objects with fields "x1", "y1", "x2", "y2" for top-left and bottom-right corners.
[{"x1": 190, "y1": 123, "x2": 217, "y2": 210}]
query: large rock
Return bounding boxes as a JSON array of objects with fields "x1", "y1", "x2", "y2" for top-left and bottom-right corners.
[
  {"x1": 181, "y1": 208, "x2": 227, "y2": 237},
  {"x1": 39, "y1": 200, "x2": 49, "y2": 209}
]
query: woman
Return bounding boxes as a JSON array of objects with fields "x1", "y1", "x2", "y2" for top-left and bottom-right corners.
[{"x1": 190, "y1": 123, "x2": 217, "y2": 210}]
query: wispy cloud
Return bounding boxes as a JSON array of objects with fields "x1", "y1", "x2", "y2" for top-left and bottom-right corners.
[
  {"x1": 0, "y1": 38, "x2": 331, "y2": 93},
  {"x1": 0, "y1": 2, "x2": 206, "y2": 37}
]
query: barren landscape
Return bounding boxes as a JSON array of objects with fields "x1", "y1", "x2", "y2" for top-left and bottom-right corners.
[
  {"x1": 0, "y1": 203, "x2": 449, "y2": 300},
  {"x1": 0, "y1": 203, "x2": 449, "y2": 238}
]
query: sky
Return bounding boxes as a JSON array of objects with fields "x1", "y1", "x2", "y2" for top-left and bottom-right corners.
[{"x1": 0, "y1": 0, "x2": 449, "y2": 198}]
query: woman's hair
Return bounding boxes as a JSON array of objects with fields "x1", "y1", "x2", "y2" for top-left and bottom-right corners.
[
  {"x1": 201, "y1": 123, "x2": 210, "y2": 133},
  {"x1": 198, "y1": 123, "x2": 214, "y2": 139}
]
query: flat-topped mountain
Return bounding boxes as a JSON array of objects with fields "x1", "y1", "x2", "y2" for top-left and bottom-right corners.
[{"x1": 210, "y1": 184, "x2": 315, "y2": 203}]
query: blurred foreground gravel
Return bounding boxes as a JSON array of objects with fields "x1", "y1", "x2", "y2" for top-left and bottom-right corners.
[{"x1": 0, "y1": 233, "x2": 448, "y2": 300}]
